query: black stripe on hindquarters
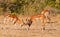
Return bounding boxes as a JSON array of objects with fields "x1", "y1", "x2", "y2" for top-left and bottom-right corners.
[
  {"x1": 13, "y1": 17, "x2": 18, "y2": 24},
  {"x1": 14, "y1": 19, "x2": 17, "y2": 24}
]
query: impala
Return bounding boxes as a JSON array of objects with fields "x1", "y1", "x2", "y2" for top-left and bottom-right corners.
[
  {"x1": 21, "y1": 14, "x2": 46, "y2": 30},
  {"x1": 3, "y1": 14, "x2": 22, "y2": 26}
]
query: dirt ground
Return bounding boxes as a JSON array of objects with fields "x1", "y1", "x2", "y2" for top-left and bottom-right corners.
[{"x1": 0, "y1": 14, "x2": 60, "y2": 37}]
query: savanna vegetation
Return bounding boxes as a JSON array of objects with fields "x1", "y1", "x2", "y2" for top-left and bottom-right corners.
[{"x1": 0, "y1": 0, "x2": 60, "y2": 16}]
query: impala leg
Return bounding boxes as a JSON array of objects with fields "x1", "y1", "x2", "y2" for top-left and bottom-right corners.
[
  {"x1": 4, "y1": 17, "x2": 9, "y2": 25},
  {"x1": 41, "y1": 18, "x2": 45, "y2": 30},
  {"x1": 4, "y1": 17, "x2": 7, "y2": 24}
]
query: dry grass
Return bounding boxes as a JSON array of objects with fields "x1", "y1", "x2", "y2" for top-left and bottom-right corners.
[{"x1": 0, "y1": 14, "x2": 60, "y2": 37}]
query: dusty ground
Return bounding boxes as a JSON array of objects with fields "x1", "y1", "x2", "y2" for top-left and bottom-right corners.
[{"x1": 0, "y1": 14, "x2": 60, "y2": 37}]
